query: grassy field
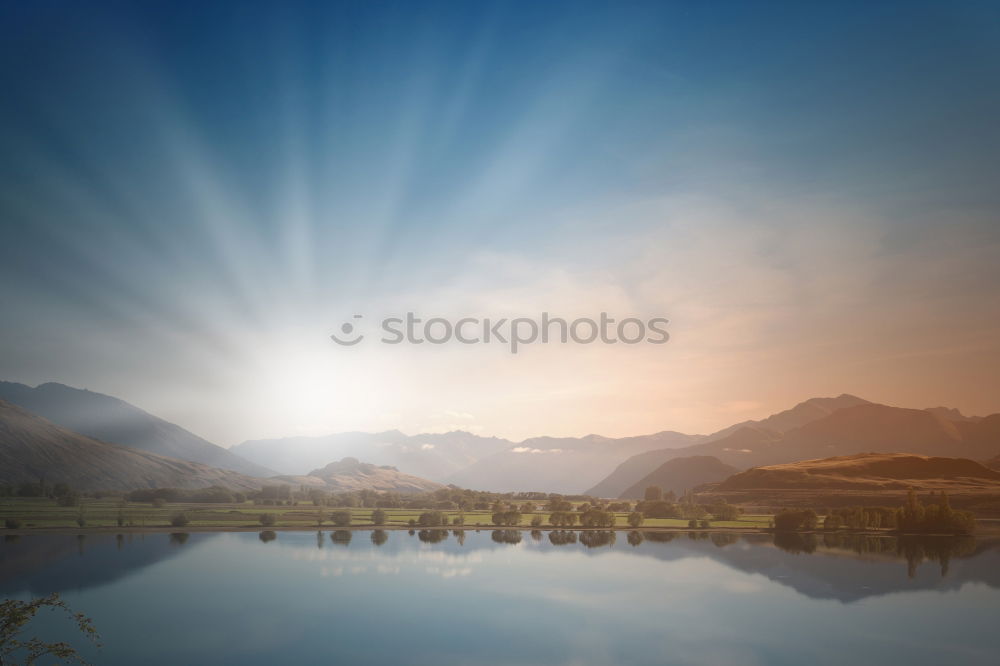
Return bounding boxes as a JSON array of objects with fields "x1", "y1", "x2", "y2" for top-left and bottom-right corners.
[{"x1": 0, "y1": 497, "x2": 773, "y2": 531}]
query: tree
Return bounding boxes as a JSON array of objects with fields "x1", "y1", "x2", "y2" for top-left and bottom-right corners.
[
  {"x1": 635, "y1": 500, "x2": 680, "y2": 519},
  {"x1": 644, "y1": 486, "x2": 663, "y2": 501},
  {"x1": 580, "y1": 510, "x2": 615, "y2": 528},
  {"x1": 627, "y1": 512, "x2": 644, "y2": 527},
  {"x1": 330, "y1": 510, "x2": 352, "y2": 527},
  {"x1": 418, "y1": 511, "x2": 445, "y2": 527},
  {"x1": 709, "y1": 502, "x2": 740, "y2": 521},
  {"x1": 1, "y1": 593, "x2": 100, "y2": 665},
  {"x1": 4, "y1": 519, "x2": 22, "y2": 530},
  {"x1": 548, "y1": 511, "x2": 577, "y2": 527},
  {"x1": 530, "y1": 515, "x2": 543, "y2": 527},
  {"x1": 491, "y1": 511, "x2": 521, "y2": 527},
  {"x1": 316, "y1": 508, "x2": 326, "y2": 527},
  {"x1": 258, "y1": 513, "x2": 276, "y2": 527},
  {"x1": 773, "y1": 509, "x2": 818, "y2": 532},
  {"x1": 170, "y1": 512, "x2": 189, "y2": 527},
  {"x1": 371, "y1": 509, "x2": 387, "y2": 525}
]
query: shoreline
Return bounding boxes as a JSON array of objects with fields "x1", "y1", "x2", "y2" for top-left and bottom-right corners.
[{"x1": 4, "y1": 525, "x2": 993, "y2": 537}]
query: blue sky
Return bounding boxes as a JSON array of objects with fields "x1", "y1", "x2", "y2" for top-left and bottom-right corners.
[{"x1": 1, "y1": 1, "x2": 999, "y2": 444}]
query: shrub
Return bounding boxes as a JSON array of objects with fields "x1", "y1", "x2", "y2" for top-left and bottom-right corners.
[
  {"x1": 259, "y1": 513, "x2": 276, "y2": 527},
  {"x1": 530, "y1": 515, "x2": 543, "y2": 527},
  {"x1": 170, "y1": 512, "x2": 190, "y2": 527},
  {"x1": 371, "y1": 509, "x2": 387, "y2": 525},
  {"x1": 330, "y1": 510, "x2": 352, "y2": 527},
  {"x1": 687, "y1": 519, "x2": 697, "y2": 528},
  {"x1": 699, "y1": 519, "x2": 710, "y2": 529},
  {"x1": 627, "y1": 511, "x2": 644, "y2": 527},
  {"x1": 418, "y1": 511, "x2": 446, "y2": 527},
  {"x1": 773, "y1": 509, "x2": 819, "y2": 532},
  {"x1": 152, "y1": 498, "x2": 166, "y2": 508},
  {"x1": 4, "y1": 518, "x2": 22, "y2": 529}
]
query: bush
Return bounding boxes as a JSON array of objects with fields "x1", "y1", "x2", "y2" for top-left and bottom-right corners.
[
  {"x1": 371, "y1": 509, "x2": 387, "y2": 525},
  {"x1": 330, "y1": 510, "x2": 352, "y2": 527},
  {"x1": 491, "y1": 510, "x2": 521, "y2": 526},
  {"x1": 635, "y1": 500, "x2": 680, "y2": 519},
  {"x1": 56, "y1": 493, "x2": 80, "y2": 507},
  {"x1": 4, "y1": 518, "x2": 22, "y2": 529},
  {"x1": 259, "y1": 513, "x2": 276, "y2": 527},
  {"x1": 579, "y1": 509, "x2": 615, "y2": 528},
  {"x1": 152, "y1": 498, "x2": 166, "y2": 508},
  {"x1": 170, "y1": 512, "x2": 190, "y2": 527},
  {"x1": 418, "y1": 511, "x2": 446, "y2": 527},
  {"x1": 773, "y1": 509, "x2": 819, "y2": 532},
  {"x1": 710, "y1": 502, "x2": 740, "y2": 521},
  {"x1": 699, "y1": 519, "x2": 710, "y2": 529},
  {"x1": 627, "y1": 511, "x2": 644, "y2": 527},
  {"x1": 530, "y1": 515, "x2": 543, "y2": 527},
  {"x1": 548, "y1": 511, "x2": 577, "y2": 527},
  {"x1": 687, "y1": 519, "x2": 698, "y2": 528}
]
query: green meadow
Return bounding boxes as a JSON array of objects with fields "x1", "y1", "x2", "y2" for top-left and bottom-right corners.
[{"x1": 0, "y1": 497, "x2": 772, "y2": 531}]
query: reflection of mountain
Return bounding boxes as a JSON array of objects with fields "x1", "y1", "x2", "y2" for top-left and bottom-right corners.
[
  {"x1": 0, "y1": 533, "x2": 216, "y2": 596},
  {"x1": 614, "y1": 533, "x2": 1000, "y2": 603}
]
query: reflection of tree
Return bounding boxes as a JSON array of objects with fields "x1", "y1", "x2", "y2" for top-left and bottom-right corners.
[
  {"x1": 896, "y1": 535, "x2": 976, "y2": 578},
  {"x1": 548, "y1": 530, "x2": 577, "y2": 546},
  {"x1": 491, "y1": 530, "x2": 522, "y2": 544},
  {"x1": 627, "y1": 531, "x2": 644, "y2": 547},
  {"x1": 258, "y1": 531, "x2": 276, "y2": 543},
  {"x1": 316, "y1": 531, "x2": 324, "y2": 549},
  {"x1": 330, "y1": 531, "x2": 352, "y2": 546},
  {"x1": 711, "y1": 533, "x2": 738, "y2": 548},
  {"x1": 774, "y1": 532, "x2": 817, "y2": 555},
  {"x1": 579, "y1": 531, "x2": 615, "y2": 549},
  {"x1": 418, "y1": 529, "x2": 448, "y2": 544},
  {"x1": 641, "y1": 532, "x2": 676, "y2": 543},
  {"x1": 773, "y1": 532, "x2": 817, "y2": 554},
  {"x1": 168, "y1": 533, "x2": 189, "y2": 546},
  {"x1": 454, "y1": 530, "x2": 466, "y2": 546},
  {"x1": 775, "y1": 532, "x2": 978, "y2": 578},
  {"x1": 530, "y1": 530, "x2": 543, "y2": 542},
  {"x1": 370, "y1": 530, "x2": 388, "y2": 547},
  {"x1": 686, "y1": 531, "x2": 709, "y2": 541}
]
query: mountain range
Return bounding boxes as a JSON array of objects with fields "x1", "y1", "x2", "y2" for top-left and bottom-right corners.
[
  {"x1": 3, "y1": 378, "x2": 999, "y2": 498},
  {"x1": 271, "y1": 457, "x2": 446, "y2": 494},
  {"x1": 0, "y1": 399, "x2": 261, "y2": 492},
  {"x1": 0, "y1": 382, "x2": 274, "y2": 477}
]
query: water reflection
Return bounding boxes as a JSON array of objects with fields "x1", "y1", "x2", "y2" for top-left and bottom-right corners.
[
  {"x1": 330, "y1": 531, "x2": 352, "y2": 546},
  {"x1": 3, "y1": 530, "x2": 1000, "y2": 665},
  {"x1": 168, "y1": 533, "x2": 189, "y2": 546},
  {"x1": 491, "y1": 530, "x2": 521, "y2": 544},
  {"x1": 579, "y1": 531, "x2": 615, "y2": 548},
  {"x1": 418, "y1": 529, "x2": 448, "y2": 543}
]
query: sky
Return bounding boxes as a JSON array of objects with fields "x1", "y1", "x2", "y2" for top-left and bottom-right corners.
[{"x1": 1, "y1": 0, "x2": 999, "y2": 446}]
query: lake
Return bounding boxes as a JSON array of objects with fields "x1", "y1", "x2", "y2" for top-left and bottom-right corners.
[{"x1": 3, "y1": 529, "x2": 999, "y2": 665}]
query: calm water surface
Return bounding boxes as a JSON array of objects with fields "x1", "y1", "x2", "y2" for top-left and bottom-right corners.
[{"x1": 2, "y1": 530, "x2": 998, "y2": 665}]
